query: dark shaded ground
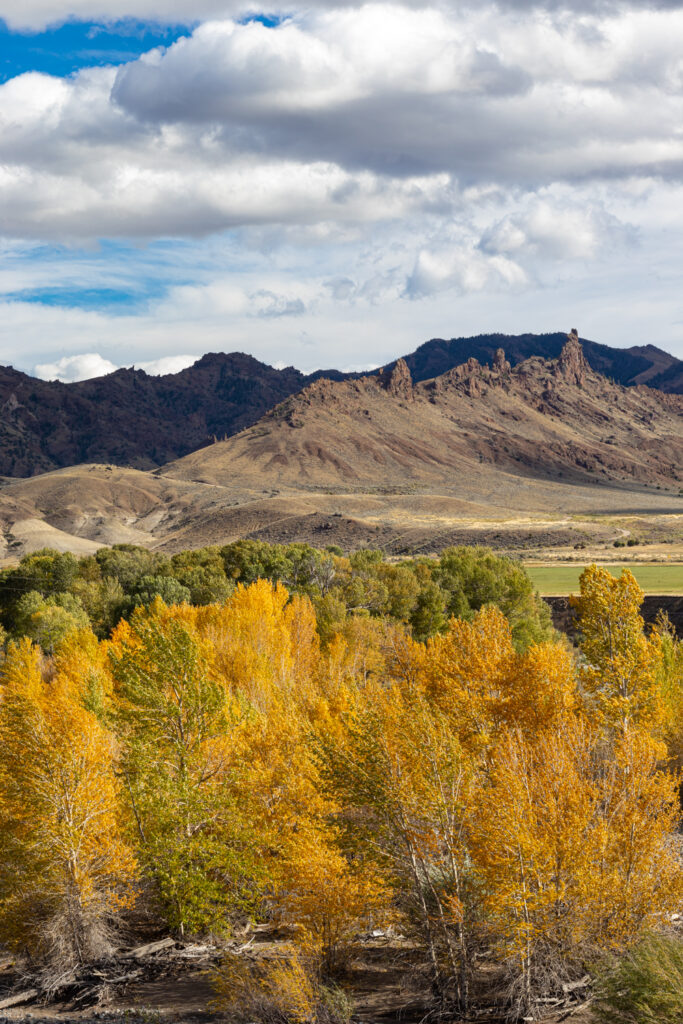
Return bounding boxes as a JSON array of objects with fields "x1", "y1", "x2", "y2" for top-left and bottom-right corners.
[{"x1": 546, "y1": 595, "x2": 683, "y2": 638}]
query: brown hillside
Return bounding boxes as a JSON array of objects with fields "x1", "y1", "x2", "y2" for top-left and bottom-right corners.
[
  {"x1": 163, "y1": 333, "x2": 683, "y2": 496},
  {"x1": 2, "y1": 332, "x2": 681, "y2": 480}
]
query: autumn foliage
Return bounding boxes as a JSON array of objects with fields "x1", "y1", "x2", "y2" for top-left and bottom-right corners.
[{"x1": 0, "y1": 557, "x2": 680, "y2": 1018}]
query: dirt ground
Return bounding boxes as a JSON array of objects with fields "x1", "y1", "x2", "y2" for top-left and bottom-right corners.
[{"x1": 0, "y1": 938, "x2": 598, "y2": 1024}]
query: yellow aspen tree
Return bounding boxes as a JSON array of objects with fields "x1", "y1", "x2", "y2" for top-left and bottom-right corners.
[
  {"x1": 502, "y1": 640, "x2": 578, "y2": 736},
  {"x1": 571, "y1": 565, "x2": 665, "y2": 736},
  {"x1": 655, "y1": 617, "x2": 683, "y2": 770},
  {"x1": 278, "y1": 825, "x2": 389, "y2": 975},
  {"x1": 198, "y1": 585, "x2": 383, "y2": 973},
  {"x1": 578, "y1": 728, "x2": 683, "y2": 949},
  {"x1": 469, "y1": 718, "x2": 599, "y2": 1013},
  {"x1": 203, "y1": 580, "x2": 294, "y2": 709},
  {"x1": 470, "y1": 715, "x2": 682, "y2": 1016},
  {"x1": 0, "y1": 639, "x2": 136, "y2": 977},
  {"x1": 423, "y1": 606, "x2": 516, "y2": 752},
  {"x1": 319, "y1": 678, "x2": 479, "y2": 1013},
  {"x1": 53, "y1": 626, "x2": 114, "y2": 717},
  {"x1": 284, "y1": 593, "x2": 321, "y2": 691}
]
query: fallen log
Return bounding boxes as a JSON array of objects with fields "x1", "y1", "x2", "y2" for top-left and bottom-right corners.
[
  {"x1": 123, "y1": 937, "x2": 176, "y2": 959},
  {"x1": 558, "y1": 997, "x2": 594, "y2": 1021},
  {"x1": 0, "y1": 988, "x2": 39, "y2": 1010}
]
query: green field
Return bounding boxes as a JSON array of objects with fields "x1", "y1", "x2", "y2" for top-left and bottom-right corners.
[{"x1": 526, "y1": 564, "x2": 683, "y2": 596}]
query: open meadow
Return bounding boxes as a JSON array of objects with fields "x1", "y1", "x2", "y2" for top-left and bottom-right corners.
[{"x1": 527, "y1": 562, "x2": 683, "y2": 595}]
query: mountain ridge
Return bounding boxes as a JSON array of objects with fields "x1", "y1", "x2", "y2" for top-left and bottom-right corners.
[
  {"x1": 0, "y1": 331, "x2": 681, "y2": 478},
  {"x1": 162, "y1": 332, "x2": 683, "y2": 497},
  {"x1": 1, "y1": 333, "x2": 682, "y2": 562}
]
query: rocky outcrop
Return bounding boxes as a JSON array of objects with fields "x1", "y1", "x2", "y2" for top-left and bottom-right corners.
[
  {"x1": 493, "y1": 348, "x2": 511, "y2": 374},
  {"x1": 397, "y1": 331, "x2": 683, "y2": 394},
  {"x1": 380, "y1": 358, "x2": 414, "y2": 401},
  {"x1": 555, "y1": 329, "x2": 589, "y2": 387}
]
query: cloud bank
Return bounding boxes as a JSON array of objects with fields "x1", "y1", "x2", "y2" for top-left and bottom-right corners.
[
  {"x1": 1, "y1": 1, "x2": 683, "y2": 372},
  {"x1": 4, "y1": 0, "x2": 683, "y2": 31},
  {"x1": 2, "y1": 4, "x2": 683, "y2": 243}
]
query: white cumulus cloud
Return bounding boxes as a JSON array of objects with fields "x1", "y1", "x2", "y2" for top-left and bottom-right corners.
[
  {"x1": 34, "y1": 353, "x2": 119, "y2": 381},
  {"x1": 2, "y1": 5, "x2": 683, "y2": 242},
  {"x1": 33, "y1": 351, "x2": 197, "y2": 381}
]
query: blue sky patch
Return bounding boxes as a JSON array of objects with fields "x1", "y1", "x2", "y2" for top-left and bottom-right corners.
[
  {"x1": 0, "y1": 18, "x2": 191, "y2": 83},
  {"x1": 239, "y1": 14, "x2": 288, "y2": 28},
  {"x1": 5, "y1": 284, "x2": 167, "y2": 312}
]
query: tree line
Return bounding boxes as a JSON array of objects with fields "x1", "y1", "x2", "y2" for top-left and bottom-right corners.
[
  {"x1": 0, "y1": 550, "x2": 680, "y2": 1021},
  {"x1": 0, "y1": 540, "x2": 554, "y2": 649}
]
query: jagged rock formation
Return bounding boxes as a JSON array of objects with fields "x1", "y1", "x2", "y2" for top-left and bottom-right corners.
[
  {"x1": 493, "y1": 348, "x2": 511, "y2": 374},
  {"x1": 163, "y1": 335, "x2": 683, "y2": 496},
  {"x1": 379, "y1": 358, "x2": 414, "y2": 401},
  {"x1": 555, "y1": 329, "x2": 589, "y2": 386},
  {"x1": 390, "y1": 331, "x2": 683, "y2": 393}
]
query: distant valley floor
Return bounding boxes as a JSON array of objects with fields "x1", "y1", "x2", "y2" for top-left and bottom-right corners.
[{"x1": 1, "y1": 465, "x2": 682, "y2": 579}]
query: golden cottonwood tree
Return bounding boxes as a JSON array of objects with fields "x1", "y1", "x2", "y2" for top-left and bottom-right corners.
[
  {"x1": 571, "y1": 566, "x2": 665, "y2": 735},
  {"x1": 423, "y1": 606, "x2": 515, "y2": 751},
  {"x1": 320, "y1": 677, "x2": 479, "y2": 1012},
  {"x1": 278, "y1": 827, "x2": 389, "y2": 975},
  {"x1": 470, "y1": 715, "x2": 682, "y2": 1016},
  {"x1": 0, "y1": 639, "x2": 136, "y2": 977},
  {"x1": 424, "y1": 606, "x2": 577, "y2": 751}
]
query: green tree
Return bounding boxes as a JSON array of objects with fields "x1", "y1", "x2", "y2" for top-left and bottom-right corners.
[
  {"x1": 109, "y1": 605, "x2": 261, "y2": 935},
  {"x1": 95, "y1": 545, "x2": 170, "y2": 591},
  {"x1": 377, "y1": 563, "x2": 420, "y2": 622},
  {"x1": 71, "y1": 577, "x2": 127, "y2": 638},
  {"x1": 435, "y1": 547, "x2": 553, "y2": 649},
  {"x1": 13, "y1": 591, "x2": 90, "y2": 652},
  {"x1": 170, "y1": 547, "x2": 233, "y2": 604},
  {"x1": 410, "y1": 581, "x2": 447, "y2": 641},
  {"x1": 0, "y1": 549, "x2": 80, "y2": 631},
  {"x1": 131, "y1": 575, "x2": 191, "y2": 608}
]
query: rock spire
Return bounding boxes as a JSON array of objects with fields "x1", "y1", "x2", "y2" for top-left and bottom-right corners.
[
  {"x1": 381, "y1": 358, "x2": 413, "y2": 400},
  {"x1": 556, "y1": 328, "x2": 589, "y2": 386}
]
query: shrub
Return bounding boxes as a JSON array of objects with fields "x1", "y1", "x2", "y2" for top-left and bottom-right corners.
[
  {"x1": 593, "y1": 932, "x2": 683, "y2": 1024},
  {"x1": 212, "y1": 951, "x2": 353, "y2": 1024}
]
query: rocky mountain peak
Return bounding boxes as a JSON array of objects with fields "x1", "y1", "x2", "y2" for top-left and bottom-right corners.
[
  {"x1": 556, "y1": 329, "x2": 589, "y2": 386},
  {"x1": 381, "y1": 357, "x2": 413, "y2": 400}
]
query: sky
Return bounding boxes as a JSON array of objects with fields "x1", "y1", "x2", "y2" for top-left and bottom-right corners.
[{"x1": 2, "y1": 1, "x2": 683, "y2": 381}]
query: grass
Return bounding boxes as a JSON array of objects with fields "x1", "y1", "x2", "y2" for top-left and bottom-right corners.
[
  {"x1": 526, "y1": 564, "x2": 683, "y2": 596},
  {"x1": 592, "y1": 932, "x2": 683, "y2": 1024}
]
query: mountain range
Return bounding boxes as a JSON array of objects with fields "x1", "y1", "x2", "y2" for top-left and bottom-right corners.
[
  {"x1": 163, "y1": 333, "x2": 683, "y2": 497},
  {"x1": 1, "y1": 331, "x2": 681, "y2": 478},
  {"x1": 1, "y1": 333, "x2": 681, "y2": 562}
]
